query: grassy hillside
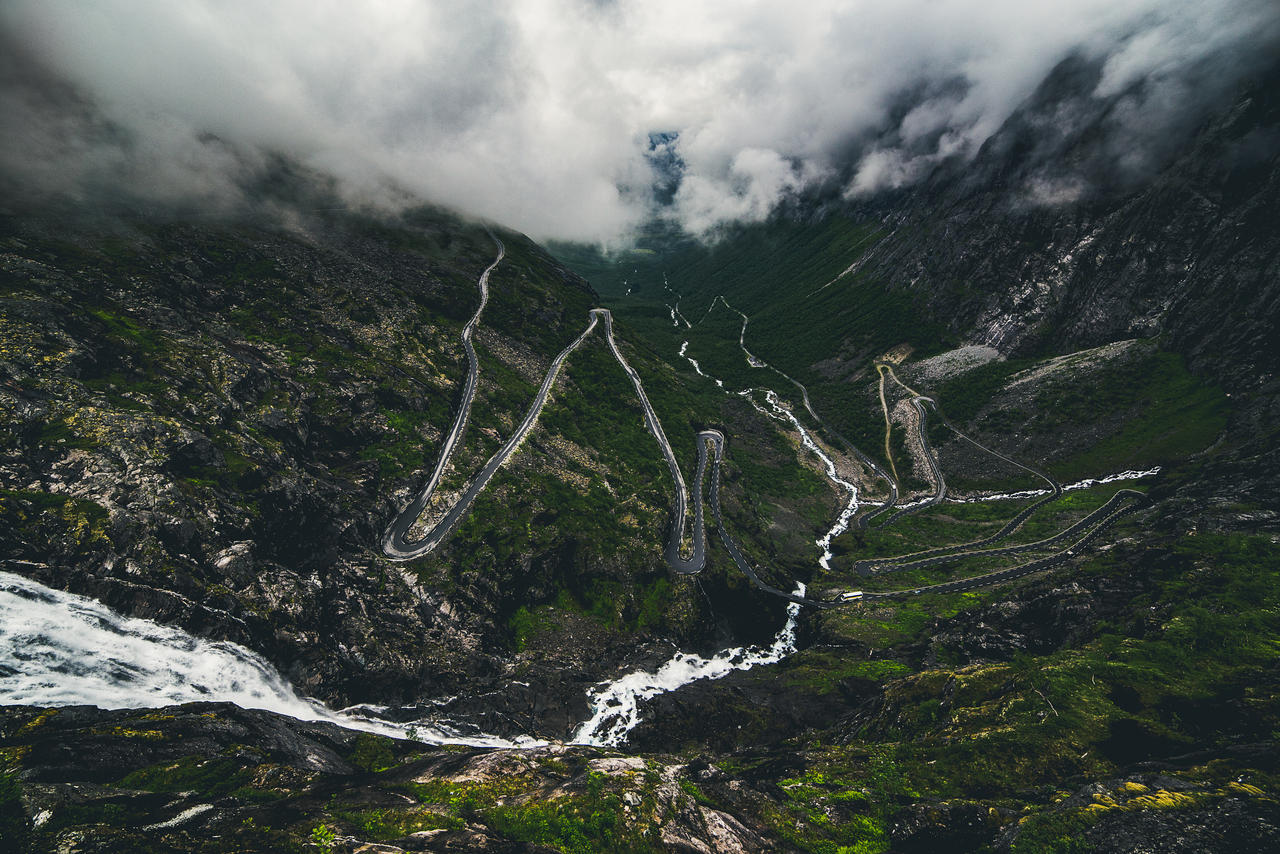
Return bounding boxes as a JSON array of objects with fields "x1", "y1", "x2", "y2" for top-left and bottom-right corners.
[{"x1": 0, "y1": 204, "x2": 857, "y2": 713}]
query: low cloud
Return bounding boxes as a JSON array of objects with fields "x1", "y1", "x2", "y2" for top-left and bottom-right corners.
[
  {"x1": 673, "y1": 148, "x2": 827, "y2": 235},
  {"x1": 2, "y1": 0, "x2": 1276, "y2": 243}
]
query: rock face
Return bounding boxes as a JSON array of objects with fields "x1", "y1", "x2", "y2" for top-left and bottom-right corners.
[
  {"x1": 0, "y1": 207, "x2": 752, "y2": 732},
  {"x1": 0, "y1": 703, "x2": 786, "y2": 853},
  {"x1": 864, "y1": 57, "x2": 1280, "y2": 390}
]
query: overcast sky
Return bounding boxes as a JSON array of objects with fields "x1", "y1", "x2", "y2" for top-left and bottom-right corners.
[{"x1": 2, "y1": 0, "x2": 1276, "y2": 243}]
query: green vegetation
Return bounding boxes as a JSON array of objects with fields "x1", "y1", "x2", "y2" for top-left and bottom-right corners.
[
  {"x1": 87, "y1": 305, "x2": 167, "y2": 354},
  {"x1": 310, "y1": 823, "x2": 337, "y2": 852},
  {"x1": 0, "y1": 489, "x2": 113, "y2": 559},
  {"x1": 1039, "y1": 350, "x2": 1228, "y2": 479},
  {"x1": 825, "y1": 482, "x2": 1149, "y2": 593},
  {"x1": 818, "y1": 589, "x2": 985, "y2": 650},
  {"x1": 932, "y1": 356, "x2": 1037, "y2": 424},
  {"x1": 393, "y1": 771, "x2": 663, "y2": 854},
  {"x1": 555, "y1": 215, "x2": 954, "y2": 465},
  {"x1": 562, "y1": 216, "x2": 1227, "y2": 503},
  {"x1": 349, "y1": 208, "x2": 493, "y2": 294},
  {"x1": 350, "y1": 733, "x2": 396, "y2": 773},
  {"x1": 118, "y1": 755, "x2": 257, "y2": 797},
  {"x1": 1007, "y1": 778, "x2": 1272, "y2": 853},
  {"x1": 679, "y1": 779, "x2": 715, "y2": 806},
  {"x1": 507, "y1": 605, "x2": 548, "y2": 651},
  {"x1": 325, "y1": 808, "x2": 459, "y2": 840},
  {"x1": 929, "y1": 345, "x2": 1229, "y2": 483},
  {"x1": 357, "y1": 408, "x2": 435, "y2": 480},
  {"x1": 4, "y1": 184, "x2": 1272, "y2": 854},
  {"x1": 893, "y1": 535, "x2": 1278, "y2": 796},
  {"x1": 783, "y1": 650, "x2": 914, "y2": 694},
  {"x1": 486, "y1": 233, "x2": 599, "y2": 357},
  {"x1": 429, "y1": 313, "x2": 836, "y2": 645},
  {"x1": 751, "y1": 529, "x2": 1280, "y2": 852},
  {"x1": 484, "y1": 797, "x2": 640, "y2": 854},
  {"x1": 561, "y1": 217, "x2": 882, "y2": 312},
  {"x1": 0, "y1": 488, "x2": 109, "y2": 527},
  {"x1": 761, "y1": 748, "x2": 912, "y2": 853},
  {"x1": 0, "y1": 769, "x2": 28, "y2": 850},
  {"x1": 444, "y1": 349, "x2": 670, "y2": 600},
  {"x1": 537, "y1": 337, "x2": 672, "y2": 497},
  {"x1": 506, "y1": 575, "x2": 675, "y2": 652}
]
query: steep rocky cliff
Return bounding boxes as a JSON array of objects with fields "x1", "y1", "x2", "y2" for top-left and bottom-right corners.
[{"x1": 863, "y1": 57, "x2": 1280, "y2": 388}]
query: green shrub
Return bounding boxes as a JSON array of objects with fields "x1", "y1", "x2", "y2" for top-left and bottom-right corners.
[
  {"x1": 0, "y1": 770, "x2": 29, "y2": 850},
  {"x1": 350, "y1": 734, "x2": 395, "y2": 773}
]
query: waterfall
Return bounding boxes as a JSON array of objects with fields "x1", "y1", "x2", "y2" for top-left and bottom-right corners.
[
  {"x1": 0, "y1": 570, "x2": 541, "y2": 748},
  {"x1": 571, "y1": 584, "x2": 804, "y2": 747}
]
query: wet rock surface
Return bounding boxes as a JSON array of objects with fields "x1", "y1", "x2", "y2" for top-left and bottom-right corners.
[{"x1": 0, "y1": 703, "x2": 787, "y2": 853}]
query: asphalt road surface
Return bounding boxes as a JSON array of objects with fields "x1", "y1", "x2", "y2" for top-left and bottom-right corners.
[{"x1": 383, "y1": 240, "x2": 1147, "y2": 607}]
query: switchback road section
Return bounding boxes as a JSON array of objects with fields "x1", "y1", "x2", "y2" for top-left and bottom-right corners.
[{"x1": 384, "y1": 237, "x2": 1149, "y2": 608}]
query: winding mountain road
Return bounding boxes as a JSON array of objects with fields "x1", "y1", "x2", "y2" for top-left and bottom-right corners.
[
  {"x1": 853, "y1": 488, "x2": 1147, "y2": 599},
  {"x1": 384, "y1": 304, "x2": 708, "y2": 570},
  {"x1": 699, "y1": 430, "x2": 832, "y2": 607},
  {"x1": 382, "y1": 237, "x2": 503, "y2": 559},
  {"x1": 876, "y1": 394, "x2": 947, "y2": 527},
  {"x1": 384, "y1": 237, "x2": 1147, "y2": 608},
  {"x1": 854, "y1": 415, "x2": 1066, "y2": 575},
  {"x1": 693, "y1": 294, "x2": 899, "y2": 528},
  {"x1": 384, "y1": 235, "x2": 705, "y2": 569},
  {"x1": 858, "y1": 488, "x2": 1145, "y2": 577}
]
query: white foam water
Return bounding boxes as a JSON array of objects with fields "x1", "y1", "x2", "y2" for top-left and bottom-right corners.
[
  {"x1": 571, "y1": 584, "x2": 804, "y2": 747},
  {"x1": 0, "y1": 570, "x2": 541, "y2": 748},
  {"x1": 736, "y1": 388, "x2": 860, "y2": 571},
  {"x1": 678, "y1": 340, "x2": 724, "y2": 387},
  {"x1": 757, "y1": 390, "x2": 860, "y2": 571},
  {"x1": 948, "y1": 467, "x2": 1163, "y2": 503},
  {"x1": 676, "y1": 309, "x2": 859, "y2": 573},
  {"x1": 859, "y1": 467, "x2": 1163, "y2": 509}
]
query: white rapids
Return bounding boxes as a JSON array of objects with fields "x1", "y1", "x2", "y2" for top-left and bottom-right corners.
[
  {"x1": 947, "y1": 467, "x2": 1163, "y2": 503},
  {"x1": 677, "y1": 315, "x2": 860, "y2": 574},
  {"x1": 2, "y1": 569, "x2": 810, "y2": 751},
  {"x1": 859, "y1": 468, "x2": 1163, "y2": 508},
  {"x1": 678, "y1": 340, "x2": 724, "y2": 387},
  {"x1": 751, "y1": 390, "x2": 860, "y2": 571},
  {"x1": 0, "y1": 570, "x2": 542, "y2": 748},
  {"x1": 571, "y1": 584, "x2": 804, "y2": 747},
  {"x1": 691, "y1": 295, "x2": 862, "y2": 571}
]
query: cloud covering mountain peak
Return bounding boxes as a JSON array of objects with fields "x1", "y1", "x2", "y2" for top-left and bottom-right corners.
[{"x1": 3, "y1": 0, "x2": 1276, "y2": 243}]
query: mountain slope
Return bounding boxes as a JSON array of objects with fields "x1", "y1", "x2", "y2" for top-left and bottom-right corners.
[
  {"x1": 0, "y1": 206, "x2": 840, "y2": 733},
  {"x1": 866, "y1": 55, "x2": 1280, "y2": 386}
]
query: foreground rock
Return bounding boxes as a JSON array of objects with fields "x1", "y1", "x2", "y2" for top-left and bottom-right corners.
[{"x1": 0, "y1": 702, "x2": 786, "y2": 853}]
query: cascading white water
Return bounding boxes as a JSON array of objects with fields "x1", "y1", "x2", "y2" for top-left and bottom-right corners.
[
  {"x1": 946, "y1": 467, "x2": 1163, "y2": 503},
  {"x1": 676, "y1": 295, "x2": 860, "y2": 573},
  {"x1": 571, "y1": 584, "x2": 805, "y2": 747},
  {"x1": 1, "y1": 570, "x2": 810, "y2": 752},
  {"x1": 0, "y1": 570, "x2": 541, "y2": 748},
  {"x1": 737, "y1": 384, "x2": 861, "y2": 569},
  {"x1": 678, "y1": 340, "x2": 724, "y2": 387},
  {"x1": 757, "y1": 390, "x2": 860, "y2": 571}
]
